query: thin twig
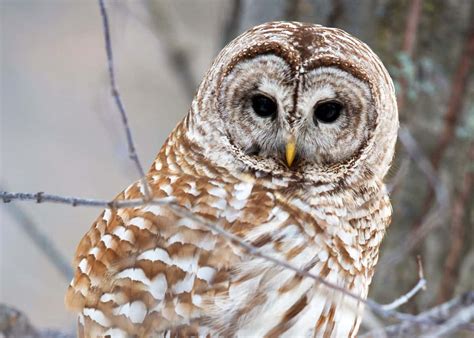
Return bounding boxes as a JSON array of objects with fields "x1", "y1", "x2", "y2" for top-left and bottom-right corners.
[
  {"x1": 362, "y1": 291, "x2": 474, "y2": 337},
  {"x1": 98, "y1": 0, "x2": 150, "y2": 199},
  {"x1": 0, "y1": 191, "x2": 174, "y2": 209},
  {"x1": 380, "y1": 256, "x2": 426, "y2": 311},
  {"x1": 0, "y1": 189, "x2": 426, "y2": 323}
]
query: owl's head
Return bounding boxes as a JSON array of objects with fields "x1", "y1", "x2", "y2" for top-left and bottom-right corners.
[{"x1": 186, "y1": 22, "x2": 398, "y2": 184}]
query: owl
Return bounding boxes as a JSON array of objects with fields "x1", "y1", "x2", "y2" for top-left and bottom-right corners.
[{"x1": 65, "y1": 22, "x2": 398, "y2": 337}]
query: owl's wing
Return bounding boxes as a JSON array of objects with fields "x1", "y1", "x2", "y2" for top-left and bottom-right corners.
[{"x1": 65, "y1": 174, "x2": 258, "y2": 337}]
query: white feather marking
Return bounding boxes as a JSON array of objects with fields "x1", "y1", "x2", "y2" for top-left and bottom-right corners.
[
  {"x1": 289, "y1": 246, "x2": 317, "y2": 269},
  {"x1": 138, "y1": 181, "x2": 146, "y2": 196},
  {"x1": 78, "y1": 258, "x2": 89, "y2": 273},
  {"x1": 224, "y1": 208, "x2": 240, "y2": 222},
  {"x1": 192, "y1": 294, "x2": 203, "y2": 306},
  {"x1": 112, "y1": 226, "x2": 134, "y2": 243},
  {"x1": 177, "y1": 218, "x2": 201, "y2": 230},
  {"x1": 78, "y1": 313, "x2": 85, "y2": 325},
  {"x1": 208, "y1": 187, "x2": 227, "y2": 198},
  {"x1": 197, "y1": 266, "x2": 216, "y2": 283},
  {"x1": 116, "y1": 268, "x2": 149, "y2": 285},
  {"x1": 142, "y1": 205, "x2": 164, "y2": 216},
  {"x1": 229, "y1": 198, "x2": 246, "y2": 210},
  {"x1": 160, "y1": 184, "x2": 173, "y2": 195},
  {"x1": 168, "y1": 233, "x2": 216, "y2": 251},
  {"x1": 88, "y1": 247, "x2": 100, "y2": 258},
  {"x1": 103, "y1": 209, "x2": 112, "y2": 223},
  {"x1": 318, "y1": 250, "x2": 329, "y2": 262},
  {"x1": 113, "y1": 301, "x2": 147, "y2": 324},
  {"x1": 128, "y1": 217, "x2": 147, "y2": 230},
  {"x1": 337, "y1": 229, "x2": 354, "y2": 245},
  {"x1": 185, "y1": 182, "x2": 200, "y2": 196},
  {"x1": 282, "y1": 291, "x2": 327, "y2": 337},
  {"x1": 229, "y1": 276, "x2": 261, "y2": 303},
  {"x1": 332, "y1": 296, "x2": 360, "y2": 337},
  {"x1": 101, "y1": 234, "x2": 114, "y2": 249},
  {"x1": 138, "y1": 248, "x2": 171, "y2": 264},
  {"x1": 245, "y1": 217, "x2": 290, "y2": 242},
  {"x1": 174, "y1": 255, "x2": 199, "y2": 273},
  {"x1": 271, "y1": 176, "x2": 289, "y2": 187},
  {"x1": 291, "y1": 198, "x2": 311, "y2": 213},
  {"x1": 100, "y1": 293, "x2": 120, "y2": 303},
  {"x1": 234, "y1": 182, "x2": 253, "y2": 200},
  {"x1": 238, "y1": 277, "x2": 314, "y2": 337},
  {"x1": 326, "y1": 214, "x2": 340, "y2": 226},
  {"x1": 210, "y1": 198, "x2": 227, "y2": 210},
  {"x1": 83, "y1": 308, "x2": 111, "y2": 327},
  {"x1": 345, "y1": 245, "x2": 361, "y2": 261},
  {"x1": 149, "y1": 274, "x2": 167, "y2": 300},
  {"x1": 173, "y1": 273, "x2": 195, "y2": 294}
]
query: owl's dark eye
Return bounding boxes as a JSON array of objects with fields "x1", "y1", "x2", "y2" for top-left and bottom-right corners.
[
  {"x1": 314, "y1": 101, "x2": 343, "y2": 124},
  {"x1": 251, "y1": 94, "x2": 277, "y2": 118}
]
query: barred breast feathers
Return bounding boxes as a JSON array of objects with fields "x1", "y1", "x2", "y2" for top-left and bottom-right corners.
[{"x1": 65, "y1": 127, "x2": 391, "y2": 336}]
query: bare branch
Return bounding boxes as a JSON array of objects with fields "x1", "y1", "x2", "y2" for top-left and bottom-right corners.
[
  {"x1": 0, "y1": 189, "x2": 428, "y2": 324},
  {"x1": 380, "y1": 256, "x2": 426, "y2": 312},
  {"x1": 97, "y1": 0, "x2": 150, "y2": 199},
  {"x1": 0, "y1": 191, "x2": 173, "y2": 209},
  {"x1": 427, "y1": 303, "x2": 474, "y2": 337},
  {"x1": 362, "y1": 291, "x2": 474, "y2": 337}
]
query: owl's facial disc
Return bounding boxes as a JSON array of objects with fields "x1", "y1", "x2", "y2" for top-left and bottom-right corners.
[{"x1": 218, "y1": 55, "x2": 376, "y2": 175}]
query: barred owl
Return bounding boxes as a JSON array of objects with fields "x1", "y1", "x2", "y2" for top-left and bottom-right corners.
[{"x1": 65, "y1": 22, "x2": 398, "y2": 337}]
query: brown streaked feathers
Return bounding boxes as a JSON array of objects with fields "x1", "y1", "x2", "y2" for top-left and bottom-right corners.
[{"x1": 65, "y1": 22, "x2": 398, "y2": 337}]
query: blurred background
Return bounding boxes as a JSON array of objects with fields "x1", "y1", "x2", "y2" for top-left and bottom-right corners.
[{"x1": 1, "y1": 0, "x2": 473, "y2": 335}]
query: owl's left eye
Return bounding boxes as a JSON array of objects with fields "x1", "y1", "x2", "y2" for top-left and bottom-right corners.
[
  {"x1": 251, "y1": 94, "x2": 277, "y2": 118},
  {"x1": 313, "y1": 100, "x2": 343, "y2": 124}
]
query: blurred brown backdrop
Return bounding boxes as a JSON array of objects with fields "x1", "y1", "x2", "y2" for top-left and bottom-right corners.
[{"x1": 1, "y1": 0, "x2": 473, "y2": 334}]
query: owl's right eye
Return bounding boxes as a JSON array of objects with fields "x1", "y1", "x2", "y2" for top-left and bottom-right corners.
[{"x1": 251, "y1": 94, "x2": 277, "y2": 118}]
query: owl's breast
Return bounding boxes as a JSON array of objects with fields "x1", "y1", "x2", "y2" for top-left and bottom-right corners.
[
  {"x1": 199, "y1": 190, "x2": 380, "y2": 337},
  {"x1": 203, "y1": 178, "x2": 391, "y2": 337}
]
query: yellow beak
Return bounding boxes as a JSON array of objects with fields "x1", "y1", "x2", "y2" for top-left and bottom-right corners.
[{"x1": 285, "y1": 135, "x2": 297, "y2": 167}]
